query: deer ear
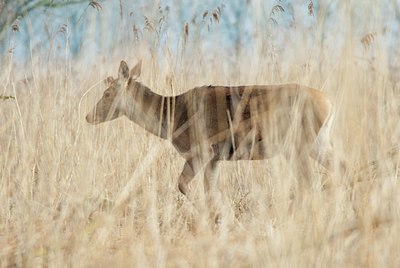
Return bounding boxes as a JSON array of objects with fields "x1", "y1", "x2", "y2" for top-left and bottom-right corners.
[
  {"x1": 104, "y1": 76, "x2": 114, "y2": 86},
  {"x1": 130, "y1": 60, "x2": 142, "y2": 80},
  {"x1": 118, "y1": 61, "x2": 130, "y2": 80}
]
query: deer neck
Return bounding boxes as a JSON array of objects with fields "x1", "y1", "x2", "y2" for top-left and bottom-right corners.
[{"x1": 125, "y1": 84, "x2": 173, "y2": 140}]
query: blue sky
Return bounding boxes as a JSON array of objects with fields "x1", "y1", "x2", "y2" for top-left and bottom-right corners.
[{"x1": 1, "y1": 0, "x2": 399, "y2": 67}]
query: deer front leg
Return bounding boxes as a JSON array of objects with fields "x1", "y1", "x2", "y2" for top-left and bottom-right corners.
[
  {"x1": 204, "y1": 158, "x2": 219, "y2": 203},
  {"x1": 203, "y1": 158, "x2": 222, "y2": 223},
  {"x1": 178, "y1": 160, "x2": 196, "y2": 196}
]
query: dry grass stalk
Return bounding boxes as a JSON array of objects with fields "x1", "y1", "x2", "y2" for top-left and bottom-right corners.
[
  {"x1": 0, "y1": 95, "x2": 15, "y2": 100},
  {"x1": 271, "y1": 5, "x2": 285, "y2": 16},
  {"x1": 308, "y1": 0, "x2": 314, "y2": 16},
  {"x1": 11, "y1": 17, "x2": 20, "y2": 32},
  {"x1": 1, "y1": 1, "x2": 400, "y2": 267},
  {"x1": 144, "y1": 16, "x2": 155, "y2": 32},
  {"x1": 89, "y1": 0, "x2": 102, "y2": 11},
  {"x1": 183, "y1": 22, "x2": 189, "y2": 43},
  {"x1": 361, "y1": 33, "x2": 376, "y2": 49}
]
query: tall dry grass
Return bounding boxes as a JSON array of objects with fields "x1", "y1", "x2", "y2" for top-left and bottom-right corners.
[{"x1": 1, "y1": 1, "x2": 400, "y2": 267}]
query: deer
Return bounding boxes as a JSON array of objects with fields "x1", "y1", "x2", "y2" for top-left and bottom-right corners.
[{"x1": 86, "y1": 60, "x2": 334, "y2": 203}]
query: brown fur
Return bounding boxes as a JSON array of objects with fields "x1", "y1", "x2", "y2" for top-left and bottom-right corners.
[{"x1": 86, "y1": 61, "x2": 333, "y2": 199}]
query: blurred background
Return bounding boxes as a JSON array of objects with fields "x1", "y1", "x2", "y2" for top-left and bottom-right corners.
[{"x1": 2, "y1": 0, "x2": 400, "y2": 84}]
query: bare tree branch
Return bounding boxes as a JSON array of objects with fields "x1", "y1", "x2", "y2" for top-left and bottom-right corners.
[{"x1": 0, "y1": 0, "x2": 89, "y2": 38}]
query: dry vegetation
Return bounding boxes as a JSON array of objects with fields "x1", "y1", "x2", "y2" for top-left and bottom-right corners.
[{"x1": 1, "y1": 1, "x2": 400, "y2": 267}]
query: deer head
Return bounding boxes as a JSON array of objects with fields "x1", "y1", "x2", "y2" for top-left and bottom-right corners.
[{"x1": 86, "y1": 60, "x2": 142, "y2": 124}]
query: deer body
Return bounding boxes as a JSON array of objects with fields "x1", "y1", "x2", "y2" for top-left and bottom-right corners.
[{"x1": 86, "y1": 61, "x2": 333, "y2": 198}]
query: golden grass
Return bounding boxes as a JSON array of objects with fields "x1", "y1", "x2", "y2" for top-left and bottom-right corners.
[{"x1": 1, "y1": 1, "x2": 400, "y2": 267}]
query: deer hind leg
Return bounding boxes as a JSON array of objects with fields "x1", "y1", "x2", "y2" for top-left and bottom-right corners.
[
  {"x1": 294, "y1": 146, "x2": 313, "y2": 190},
  {"x1": 310, "y1": 110, "x2": 335, "y2": 172},
  {"x1": 284, "y1": 118, "x2": 316, "y2": 203},
  {"x1": 311, "y1": 136, "x2": 348, "y2": 177},
  {"x1": 310, "y1": 129, "x2": 333, "y2": 171},
  {"x1": 284, "y1": 145, "x2": 313, "y2": 212},
  {"x1": 178, "y1": 160, "x2": 197, "y2": 196}
]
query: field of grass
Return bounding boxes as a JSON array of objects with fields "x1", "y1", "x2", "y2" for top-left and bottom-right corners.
[{"x1": 1, "y1": 1, "x2": 400, "y2": 267}]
